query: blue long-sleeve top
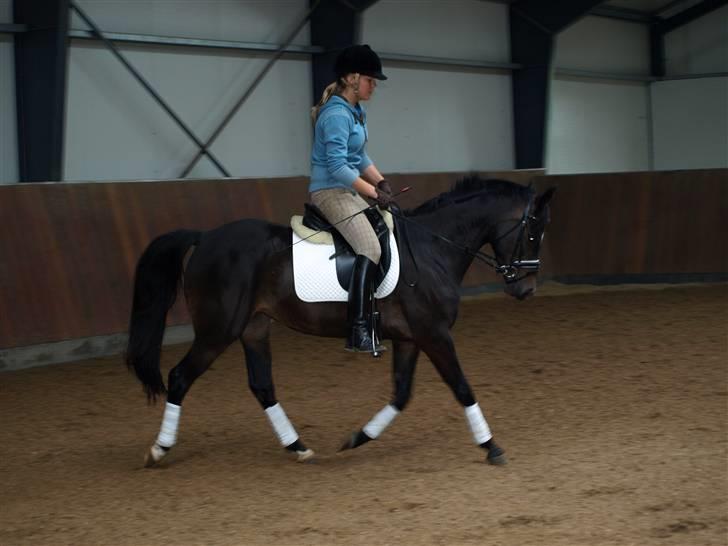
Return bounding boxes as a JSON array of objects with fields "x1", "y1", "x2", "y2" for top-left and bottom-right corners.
[{"x1": 309, "y1": 95, "x2": 372, "y2": 193}]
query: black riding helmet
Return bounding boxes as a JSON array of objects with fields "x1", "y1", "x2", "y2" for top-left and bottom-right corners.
[{"x1": 334, "y1": 44, "x2": 388, "y2": 80}]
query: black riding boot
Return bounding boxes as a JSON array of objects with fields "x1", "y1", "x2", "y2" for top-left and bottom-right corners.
[{"x1": 345, "y1": 255, "x2": 385, "y2": 353}]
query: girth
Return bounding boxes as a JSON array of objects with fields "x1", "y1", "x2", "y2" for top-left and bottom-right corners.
[{"x1": 302, "y1": 203, "x2": 392, "y2": 291}]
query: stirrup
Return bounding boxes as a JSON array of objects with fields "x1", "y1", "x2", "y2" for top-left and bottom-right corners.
[
  {"x1": 344, "y1": 337, "x2": 386, "y2": 353},
  {"x1": 345, "y1": 325, "x2": 385, "y2": 354},
  {"x1": 345, "y1": 341, "x2": 386, "y2": 353}
]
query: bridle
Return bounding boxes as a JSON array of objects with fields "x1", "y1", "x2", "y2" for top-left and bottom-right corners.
[
  {"x1": 391, "y1": 192, "x2": 544, "y2": 286},
  {"x1": 488, "y1": 197, "x2": 543, "y2": 284}
]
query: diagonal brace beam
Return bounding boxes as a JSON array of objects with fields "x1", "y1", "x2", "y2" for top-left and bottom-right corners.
[
  {"x1": 179, "y1": 0, "x2": 324, "y2": 178},
  {"x1": 70, "y1": 2, "x2": 231, "y2": 177}
]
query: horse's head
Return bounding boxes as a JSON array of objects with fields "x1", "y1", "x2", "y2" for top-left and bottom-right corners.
[{"x1": 491, "y1": 186, "x2": 556, "y2": 300}]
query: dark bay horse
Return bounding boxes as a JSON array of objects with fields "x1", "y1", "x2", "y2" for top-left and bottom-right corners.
[{"x1": 126, "y1": 175, "x2": 555, "y2": 467}]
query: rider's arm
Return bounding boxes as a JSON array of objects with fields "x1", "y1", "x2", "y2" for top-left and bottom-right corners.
[
  {"x1": 351, "y1": 177, "x2": 378, "y2": 198},
  {"x1": 360, "y1": 164, "x2": 385, "y2": 185},
  {"x1": 321, "y1": 114, "x2": 380, "y2": 199}
]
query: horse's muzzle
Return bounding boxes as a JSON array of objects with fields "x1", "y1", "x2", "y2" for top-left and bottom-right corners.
[{"x1": 504, "y1": 275, "x2": 537, "y2": 300}]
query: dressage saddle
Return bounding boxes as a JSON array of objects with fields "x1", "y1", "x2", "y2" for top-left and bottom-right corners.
[{"x1": 301, "y1": 203, "x2": 393, "y2": 292}]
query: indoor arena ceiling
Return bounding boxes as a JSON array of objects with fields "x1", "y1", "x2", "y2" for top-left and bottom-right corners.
[
  {"x1": 488, "y1": 0, "x2": 720, "y2": 21},
  {"x1": 602, "y1": 0, "x2": 711, "y2": 17}
]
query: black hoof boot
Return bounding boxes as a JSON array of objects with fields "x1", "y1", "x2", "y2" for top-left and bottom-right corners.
[
  {"x1": 482, "y1": 439, "x2": 507, "y2": 465},
  {"x1": 285, "y1": 439, "x2": 315, "y2": 462},
  {"x1": 339, "y1": 429, "x2": 373, "y2": 452}
]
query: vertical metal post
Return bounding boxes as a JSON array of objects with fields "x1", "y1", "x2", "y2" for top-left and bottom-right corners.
[
  {"x1": 14, "y1": 0, "x2": 70, "y2": 182},
  {"x1": 310, "y1": 0, "x2": 359, "y2": 103},
  {"x1": 509, "y1": 0, "x2": 607, "y2": 170}
]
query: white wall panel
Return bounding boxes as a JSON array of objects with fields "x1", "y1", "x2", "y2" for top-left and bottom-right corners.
[
  {"x1": 64, "y1": 0, "x2": 312, "y2": 181},
  {"x1": 547, "y1": 78, "x2": 650, "y2": 174},
  {"x1": 0, "y1": 0, "x2": 18, "y2": 183},
  {"x1": 665, "y1": 5, "x2": 728, "y2": 75},
  {"x1": 548, "y1": 14, "x2": 651, "y2": 174},
  {"x1": 71, "y1": 0, "x2": 310, "y2": 46},
  {"x1": 64, "y1": 42, "x2": 311, "y2": 181},
  {"x1": 555, "y1": 15, "x2": 650, "y2": 75},
  {"x1": 364, "y1": 65, "x2": 514, "y2": 173},
  {"x1": 362, "y1": 0, "x2": 509, "y2": 61},
  {"x1": 652, "y1": 77, "x2": 728, "y2": 170},
  {"x1": 361, "y1": 0, "x2": 513, "y2": 173}
]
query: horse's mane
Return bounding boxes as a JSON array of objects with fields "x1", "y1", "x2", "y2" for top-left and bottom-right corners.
[{"x1": 406, "y1": 175, "x2": 531, "y2": 216}]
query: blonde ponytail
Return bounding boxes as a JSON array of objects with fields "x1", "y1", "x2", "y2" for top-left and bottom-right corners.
[
  {"x1": 311, "y1": 74, "x2": 362, "y2": 125},
  {"x1": 311, "y1": 81, "x2": 340, "y2": 125}
]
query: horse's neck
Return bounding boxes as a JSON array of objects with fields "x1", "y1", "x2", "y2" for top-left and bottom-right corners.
[{"x1": 415, "y1": 202, "x2": 496, "y2": 283}]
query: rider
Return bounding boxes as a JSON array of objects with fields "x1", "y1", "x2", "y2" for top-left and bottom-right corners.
[{"x1": 309, "y1": 44, "x2": 394, "y2": 353}]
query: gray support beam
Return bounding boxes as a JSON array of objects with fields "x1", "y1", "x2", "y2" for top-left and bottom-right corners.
[
  {"x1": 509, "y1": 10, "x2": 553, "y2": 170},
  {"x1": 481, "y1": 0, "x2": 657, "y2": 23},
  {"x1": 591, "y1": 5, "x2": 654, "y2": 23},
  {"x1": 68, "y1": 30, "x2": 324, "y2": 55},
  {"x1": 13, "y1": 0, "x2": 70, "y2": 182},
  {"x1": 650, "y1": 0, "x2": 727, "y2": 77},
  {"x1": 510, "y1": 0, "x2": 607, "y2": 34},
  {"x1": 659, "y1": 0, "x2": 728, "y2": 33},
  {"x1": 650, "y1": 22, "x2": 666, "y2": 77},
  {"x1": 0, "y1": 23, "x2": 27, "y2": 33},
  {"x1": 509, "y1": 0, "x2": 605, "y2": 169},
  {"x1": 310, "y1": 0, "x2": 359, "y2": 103}
]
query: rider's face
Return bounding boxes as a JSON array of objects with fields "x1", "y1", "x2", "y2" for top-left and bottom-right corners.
[
  {"x1": 358, "y1": 75, "x2": 377, "y2": 100},
  {"x1": 346, "y1": 74, "x2": 377, "y2": 101}
]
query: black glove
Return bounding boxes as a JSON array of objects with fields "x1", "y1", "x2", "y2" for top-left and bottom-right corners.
[
  {"x1": 377, "y1": 179, "x2": 393, "y2": 196},
  {"x1": 375, "y1": 189, "x2": 395, "y2": 210}
]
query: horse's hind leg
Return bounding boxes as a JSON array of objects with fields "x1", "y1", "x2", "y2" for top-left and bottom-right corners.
[
  {"x1": 242, "y1": 313, "x2": 314, "y2": 463},
  {"x1": 340, "y1": 340, "x2": 420, "y2": 451},
  {"x1": 420, "y1": 331, "x2": 507, "y2": 465},
  {"x1": 145, "y1": 339, "x2": 228, "y2": 467}
]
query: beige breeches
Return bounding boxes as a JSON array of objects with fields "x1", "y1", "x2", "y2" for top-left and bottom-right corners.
[{"x1": 310, "y1": 188, "x2": 381, "y2": 264}]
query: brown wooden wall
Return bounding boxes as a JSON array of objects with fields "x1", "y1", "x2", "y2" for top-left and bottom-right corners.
[
  {"x1": 532, "y1": 169, "x2": 728, "y2": 278},
  {"x1": 0, "y1": 171, "x2": 532, "y2": 349},
  {"x1": 0, "y1": 169, "x2": 725, "y2": 349}
]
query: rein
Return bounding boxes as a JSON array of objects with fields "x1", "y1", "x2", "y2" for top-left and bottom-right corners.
[
  {"x1": 390, "y1": 192, "x2": 540, "y2": 286},
  {"x1": 280, "y1": 185, "x2": 540, "y2": 286}
]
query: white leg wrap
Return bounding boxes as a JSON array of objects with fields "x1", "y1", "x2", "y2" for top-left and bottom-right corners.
[
  {"x1": 465, "y1": 403, "x2": 492, "y2": 444},
  {"x1": 156, "y1": 402, "x2": 181, "y2": 448},
  {"x1": 363, "y1": 404, "x2": 400, "y2": 439},
  {"x1": 265, "y1": 403, "x2": 299, "y2": 446}
]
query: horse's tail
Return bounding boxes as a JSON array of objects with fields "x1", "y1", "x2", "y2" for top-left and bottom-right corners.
[{"x1": 126, "y1": 229, "x2": 201, "y2": 403}]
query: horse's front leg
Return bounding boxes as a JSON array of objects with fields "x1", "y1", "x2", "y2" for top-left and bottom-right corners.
[
  {"x1": 242, "y1": 313, "x2": 314, "y2": 462},
  {"x1": 340, "y1": 339, "x2": 420, "y2": 451},
  {"x1": 420, "y1": 331, "x2": 507, "y2": 465}
]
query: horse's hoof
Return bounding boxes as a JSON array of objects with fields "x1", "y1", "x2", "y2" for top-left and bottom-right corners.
[
  {"x1": 339, "y1": 429, "x2": 372, "y2": 452},
  {"x1": 339, "y1": 432, "x2": 356, "y2": 452},
  {"x1": 295, "y1": 448, "x2": 315, "y2": 463},
  {"x1": 144, "y1": 443, "x2": 167, "y2": 468},
  {"x1": 486, "y1": 447, "x2": 507, "y2": 466}
]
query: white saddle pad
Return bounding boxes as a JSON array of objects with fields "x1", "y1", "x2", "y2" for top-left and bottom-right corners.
[{"x1": 292, "y1": 231, "x2": 400, "y2": 303}]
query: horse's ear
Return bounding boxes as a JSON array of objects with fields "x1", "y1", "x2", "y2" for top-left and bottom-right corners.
[{"x1": 535, "y1": 186, "x2": 556, "y2": 214}]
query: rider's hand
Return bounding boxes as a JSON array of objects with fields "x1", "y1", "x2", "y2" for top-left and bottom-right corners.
[
  {"x1": 375, "y1": 189, "x2": 395, "y2": 210},
  {"x1": 377, "y1": 179, "x2": 393, "y2": 196}
]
